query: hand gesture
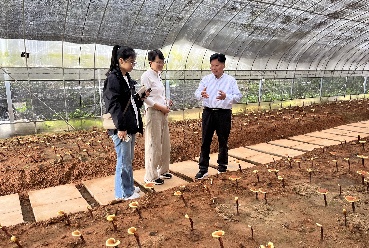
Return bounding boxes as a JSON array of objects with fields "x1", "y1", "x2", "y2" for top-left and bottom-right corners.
[
  {"x1": 201, "y1": 87, "x2": 209, "y2": 98},
  {"x1": 216, "y1": 90, "x2": 226, "y2": 100}
]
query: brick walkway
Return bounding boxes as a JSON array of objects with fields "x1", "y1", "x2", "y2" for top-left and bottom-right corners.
[{"x1": 1, "y1": 121, "x2": 369, "y2": 226}]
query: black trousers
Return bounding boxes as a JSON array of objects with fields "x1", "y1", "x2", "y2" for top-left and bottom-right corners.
[{"x1": 198, "y1": 108, "x2": 232, "y2": 172}]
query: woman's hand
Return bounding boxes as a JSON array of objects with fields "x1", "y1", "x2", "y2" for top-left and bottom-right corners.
[
  {"x1": 144, "y1": 89, "x2": 151, "y2": 98},
  {"x1": 117, "y1": 130, "x2": 128, "y2": 140}
]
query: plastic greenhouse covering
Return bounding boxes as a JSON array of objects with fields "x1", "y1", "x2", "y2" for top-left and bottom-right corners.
[{"x1": 0, "y1": 0, "x2": 368, "y2": 124}]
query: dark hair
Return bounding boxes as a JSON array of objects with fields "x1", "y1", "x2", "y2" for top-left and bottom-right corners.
[
  {"x1": 147, "y1": 49, "x2": 164, "y2": 62},
  {"x1": 107, "y1": 45, "x2": 136, "y2": 75},
  {"x1": 210, "y1": 53, "x2": 226, "y2": 63}
]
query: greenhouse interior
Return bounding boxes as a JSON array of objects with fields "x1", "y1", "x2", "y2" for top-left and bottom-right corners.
[{"x1": 1, "y1": 0, "x2": 369, "y2": 247}]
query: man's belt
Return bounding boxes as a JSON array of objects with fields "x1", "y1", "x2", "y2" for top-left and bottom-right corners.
[{"x1": 204, "y1": 107, "x2": 230, "y2": 111}]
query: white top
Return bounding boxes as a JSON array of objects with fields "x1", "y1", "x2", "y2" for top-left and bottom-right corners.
[
  {"x1": 141, "y1": 68, "x2": 167, "y2": 110},
  {"x1": 123, "y1": 75, "x2": 139, "y2": 128},
  {"x1": 194, "y1": 73, "x2": 242, "y2": 109}
]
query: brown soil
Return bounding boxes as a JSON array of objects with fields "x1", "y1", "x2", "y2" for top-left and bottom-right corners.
[{"x1": 1, "y1": 99, "x2": 369, "y2": 247}]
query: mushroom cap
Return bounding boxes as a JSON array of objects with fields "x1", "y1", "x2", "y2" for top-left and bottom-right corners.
[
  {"x1": 267, "y1": 169, "x2": 279, "y2": 173},
  {"x1": 173, "y1": 191, "x2": 182, "y2": 196},
  {"x1": 229, "y1": 175, "x2": 241, "y2": 181},
  {"x1": 129, "y1": 201, "x2": 139, "y2": 208},
  {"x1": 127, "y1": 227, "x2": 137, "y2": 235},
  {"x1": 343, "y1": 157, "x2": 350, "y2": 161},
  {"x1": 250, "y1": 187, "x2": 259, "y2": 193},
  {"x1": 106, "y1": 238, "x2": 120, "y2": 246},
  {"x1": 356, "y1": 170, "x2": 369, "y2": 176},
  {"x1": 234, "y1": 197, "x2": 239, "y2": 201},
  {"x1": 252, "y1": 170, "x2": 258, "y2": 173},
  {"x1": 317, "y1": 188, "x2": 329, "y2": 194},
  {"x1": 57, "y1": 210, "x2": 65, "y2": 216},
  {"x1": 345, "y1": 196, "x2": 359, "y2": 202},
  {"x1": 267, "y1": 242, "x2": 274, "y2": 248},
  {"x1": 259, "y1": 188, "x2": 267, "y2": 194},
  {"x1": 106, "y1": 214, "x2": 116, "y2": 221},
  {"x1": 71, "y1": 230, "x2": 81, "y2": 237},
  {"x1": 316, "y1": 223, "x2": 322, "y2": 227},
  {"x1": 143, "y1": 182, "x2": 155, "y2": 189},
  {"x1": 10, "y1": 236, "x2": 17, "y2": 242},
  {"x1": 211, "y1": 230, "x2": 225, "y2": 238},
  {"x1": 277, "y1": 176, "x2": 284, "y2": 180},
  {"x1": 306, "y1": 168, "x2": 313, "y2": 172},
  {"x1": 185, "y1": 214, "x2": 190, "y2": 219},
  {"x1": 359, "y1": 140, "x2": 366, "y2": 144}
]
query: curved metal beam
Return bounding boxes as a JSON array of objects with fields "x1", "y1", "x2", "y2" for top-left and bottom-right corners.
[
  {"x1": 277, "y1": 0, "x2": 346, "y2": 70},
  {"x1": 165, "y1": 1, "x2": 205, "y2": 67},
  {"x1": 199, "y1": 1, "x2": 249, "y2": 70},
  {"x1": 125, "y1": 0, "x2": 146, "y2": 45},
  {"x1": 183, "y1": 1, "x2": 232, "y2": 71}
]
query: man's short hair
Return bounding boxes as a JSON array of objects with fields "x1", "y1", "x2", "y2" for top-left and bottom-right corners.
[{"x1": 210, "y1": 53, "x2": 226, "y2": 63}]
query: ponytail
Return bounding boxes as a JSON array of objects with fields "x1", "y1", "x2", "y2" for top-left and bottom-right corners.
[
  {"x1": 106, "y1": 45, "x2": 136, "y2": 76},
  {"x1": 106, "y1": 45, "x2": 121, "y2": 76}
]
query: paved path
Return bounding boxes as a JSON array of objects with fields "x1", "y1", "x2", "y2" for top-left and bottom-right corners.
[{"x1": 1, "y1": 121, "x2": 369, "y2": 226}]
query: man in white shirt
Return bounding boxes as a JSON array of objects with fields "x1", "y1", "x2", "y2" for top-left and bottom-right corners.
[{"x1": 194, "y1": 53, "x2": 242, "y2": 179}]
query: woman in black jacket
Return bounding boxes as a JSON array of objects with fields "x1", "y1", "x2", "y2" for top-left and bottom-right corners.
[{"x1": 103, "y1": 45, "x2": 148, "y2": 201}]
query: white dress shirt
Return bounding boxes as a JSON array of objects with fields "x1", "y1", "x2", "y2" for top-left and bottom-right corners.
[
  {"x1": 141, "y1": 68, "x2": 167, "y2": 110},
  {"x1": 195, "y1": 73, "x2": 242, "y2": 109}
]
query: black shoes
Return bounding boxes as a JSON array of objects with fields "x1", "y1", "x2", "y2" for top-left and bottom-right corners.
[
  {"x1": 195, "y1": 171, "x2": 209, "y2": 180},
  {"x1": 160, "y1": 173, "x2": 173, "y2": 179},
  {"x1": 218, "y1": 165, "x2": 227, "y2": 174},
  {"x1": 145, "y1": 178, "x2": 164, "y2": 185}
]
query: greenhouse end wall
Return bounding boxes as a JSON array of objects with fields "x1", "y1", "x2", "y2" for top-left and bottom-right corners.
[{"x1": 0, "y1": 75, "x2": 367, "y2": 123}]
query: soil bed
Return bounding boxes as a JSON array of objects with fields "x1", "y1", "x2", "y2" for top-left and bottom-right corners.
[{"x1": 1, "y1": 99, "x2": 369, "y2": 247}]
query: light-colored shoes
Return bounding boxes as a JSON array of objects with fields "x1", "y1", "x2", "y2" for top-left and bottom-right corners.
[
  {"x1": 123, "y1": 192, "x2": 140, "y2": 200},
  {"x1": 134, "y1": 186, "x2": 141, "y2": 193}
]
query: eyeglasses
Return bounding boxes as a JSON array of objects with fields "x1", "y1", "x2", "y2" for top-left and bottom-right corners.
[
  {"x1": 125, "y1": 60, "x2": 137, "y2": 66},
  {"x1": 153, "y1": 61, "x2": 165, "y2": 65}
]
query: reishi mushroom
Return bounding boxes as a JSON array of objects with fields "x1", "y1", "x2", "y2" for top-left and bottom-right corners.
[
  {"x1": 11, "y1": 235, "x2": 22, "y2": 247},
  {"x1": 212, "y1": 230, "x2": 225, "y2": 248},
  {"x1": 127, "y1": 227, "x2": 141, "y2": 248},
  {"x1": 106, "y1": 214, "x2": 117, "y2": 231},
  {"x1": 317, "y1": 188, "x2": 329, "y2": 206},
  {"x1": 57, "y1": 210, "x2": 71, "y2": 225},
  {"x1": 345, "y1": 196, "x2": 359, "y2": 212},
  {"x1": 229, "y1": 175, "x2": 241, "y2": 187},
  {"x1": 185, "y1": 214, "x2": 194, "y2": 230},
  {"x1": 71, "y1": 230, "x2": 85, "y2": 243},
  {"x1": 129, "y1": 201, "x2": 142, "y2": 219},
  {"x1": 105, "y1": 237, "x2": 120, "y2": 247},
  {"x1": 174, "y1": 191, "x2": 187, "y2": 206}
]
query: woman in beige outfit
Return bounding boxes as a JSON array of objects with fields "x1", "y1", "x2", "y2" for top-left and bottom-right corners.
[{"x1": 141, "y1": 49, "x2": 172, "y2": 185}]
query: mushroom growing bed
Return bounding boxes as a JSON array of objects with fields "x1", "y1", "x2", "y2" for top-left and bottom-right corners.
[{"x1": 1, "y1": 99, "x2": 369, "y2": 247}]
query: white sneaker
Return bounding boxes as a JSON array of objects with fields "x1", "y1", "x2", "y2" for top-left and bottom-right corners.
[
  {"x1": 123, "y1": 192, "x2": 140, "y2": 200},
  {"x1": 134, "y1": 186, "x2": 141, "y2": 193}
]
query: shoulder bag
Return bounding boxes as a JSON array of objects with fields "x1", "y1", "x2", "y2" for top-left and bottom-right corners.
[{"x1": 102, "y1": 99, "x2": 131, "y2": 129}]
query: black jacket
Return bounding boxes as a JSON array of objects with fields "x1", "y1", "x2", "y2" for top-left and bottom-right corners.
[{"x1": 103, "y1": 68, "x2": 144, "y2": 135}]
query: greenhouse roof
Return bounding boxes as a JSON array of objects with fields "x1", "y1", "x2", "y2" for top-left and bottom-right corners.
[{"x1": 1, "y1": 0, "x2": 369, "y2": 79}]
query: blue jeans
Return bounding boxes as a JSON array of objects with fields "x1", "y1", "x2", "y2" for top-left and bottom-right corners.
[{"x1": 111, "y1": 133, "x2": 136, "y2": 199}]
